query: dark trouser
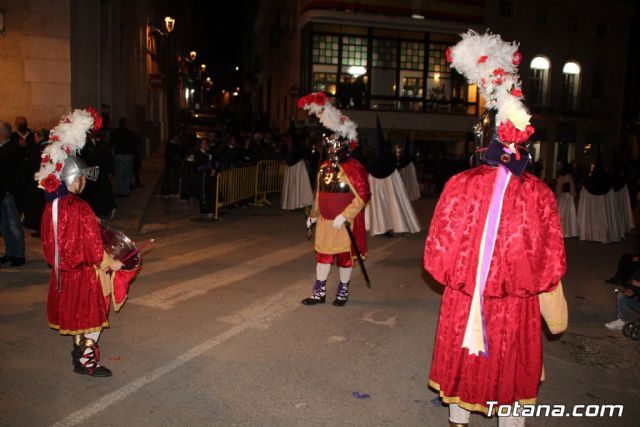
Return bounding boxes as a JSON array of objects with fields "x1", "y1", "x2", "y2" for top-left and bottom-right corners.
[{"x1": 0, "y1": 192, "x2": 25, "y2": 257}]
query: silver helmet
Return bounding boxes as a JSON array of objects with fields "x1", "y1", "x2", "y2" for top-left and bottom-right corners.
[{"x1": 59, "y1": 156, "x2": 99, "y2": 187}]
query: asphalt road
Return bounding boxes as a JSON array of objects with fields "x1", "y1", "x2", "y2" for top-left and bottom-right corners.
[{"x1": 1, "y1": 193, "x2": 639, "y2": 427}]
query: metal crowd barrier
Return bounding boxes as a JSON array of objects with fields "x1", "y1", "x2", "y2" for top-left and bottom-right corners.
[
  {"x1": 253, "y1": 160, "x2": 285, "y2": 205},
  {"x1": 213, "y1": 160, "x2": 285, "y2": 220},
  {"x1": 214, "y1": 165, "x2": 257, "y2": 220}
]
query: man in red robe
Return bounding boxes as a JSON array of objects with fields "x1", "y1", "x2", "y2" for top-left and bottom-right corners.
[
  {"x1": 302, "y1": 135, "x2": 370, "y2": 306},
  {"x1": 424, "y1": 32, "x2": 568, "y2": 426}
]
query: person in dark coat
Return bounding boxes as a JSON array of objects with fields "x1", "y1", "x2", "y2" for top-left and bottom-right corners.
[
  {"x1": 11, "y1": 116, "x2": 35, "y2": 159},
  {"x1": 79, "y1": 129, "x2": 116, "y2": 218},
  {"x1": 111, "y1": 118, "x2": 137, "y2": 197},
  {"x1": 194, "y1": 138, "x2": 216, "y2": 216},
  {"x1": 179, "y1": 132, "x2": 198, "y2": 200},
  {"x1": 0, "y1": 121, "x2": 26, "y2": 266},
  {"x1": 162, "y1": 134, "x2": 182, "y2": 197},
  {"x1": 22, "y1": 128, "x2": 49, "y2": 235}
]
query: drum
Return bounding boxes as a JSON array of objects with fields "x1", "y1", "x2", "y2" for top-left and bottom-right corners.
[{"x1": 100, "y1": 224, "x2": 142, "y2": 270}]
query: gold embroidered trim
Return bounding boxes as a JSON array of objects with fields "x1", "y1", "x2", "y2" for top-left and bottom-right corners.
[
  {"x1": 428, "y1": 379, "x2": 537, "y2": 415},
  {"x1": 48, "y1": 321, "x2": 110, "y2": 336}
]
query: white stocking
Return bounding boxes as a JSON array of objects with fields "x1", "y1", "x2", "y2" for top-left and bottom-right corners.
[
  {"x1": 339, "y1": 267, "x2": 353, "y2": 283},
  {"x1": 316, "y1": 263, "x2": 331, "y2": 281},
  {"x1": 449, "y1": 404, "x2": 470, "y2": 424}
]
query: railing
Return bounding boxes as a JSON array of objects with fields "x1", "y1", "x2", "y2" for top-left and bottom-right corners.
[
  {"x1": 254, "y1": 160, "x2": 285, "y2": 205},
  {"x1": 214, "y1": 165, "x2": 257, "y2": 220},
  {"x1": 213, "y1": 160, "x2": 285, "y2": 220}
]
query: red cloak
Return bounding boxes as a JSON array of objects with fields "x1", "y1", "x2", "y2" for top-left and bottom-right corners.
[
  {"x1": 424, "y1": 165, "x2": 566, "y2": 412},
  {"x1": 323, "y1": 158, "x2": 370, "y2": 256},
  {"x1": 41, "y1": 195, "x2": 137, "y2": 334}
]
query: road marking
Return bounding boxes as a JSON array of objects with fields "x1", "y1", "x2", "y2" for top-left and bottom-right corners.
[
  {"x1": 130, "y1": 242, "x2": 311, "y2": 310},
  {"x1": 50, "y1": 279, "x2": 308, "y2": 427},
  {"x1": 50, "y1": 239, "x2": 405, "y2": 426},
  {"x1": 141, "y1": 237, "x2": 267, "y2": 275}
]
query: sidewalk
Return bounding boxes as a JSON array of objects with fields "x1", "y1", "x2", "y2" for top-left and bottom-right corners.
[{"x1": 107, "y1": 146, "x2": 166, "y2": 235}]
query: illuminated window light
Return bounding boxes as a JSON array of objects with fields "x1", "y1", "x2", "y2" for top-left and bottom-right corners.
[
  {"x1": 563, "y1": 61, "x2": 580, "y2": 75},
  {"x1": 348, "y1": 65, "x2": 366, "y2": 77},
  {"x1": 530, "y1": 56, "x2": 550, "y2": 70}
]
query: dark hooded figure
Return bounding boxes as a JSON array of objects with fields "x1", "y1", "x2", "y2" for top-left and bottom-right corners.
[
  {"x1": 365, "y1": 117, "x2": 421, "y2": 236},
  {"x1": 397, "y1": 134, "x2": 421, "y2": 201}
]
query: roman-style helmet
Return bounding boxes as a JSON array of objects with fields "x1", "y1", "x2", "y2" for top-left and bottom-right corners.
[
  {"x1": 59, "y1": 156, "x2": 99, "y2": 187},
  {"x1": 34, "y1": 107, "x2": 102, "y2": 195},
  {"x1": 297, "y1": 92, "x2": 358, "y2": 167},
  {"x1": 447, "y1": 30, "x2": 534, "y2": 175}
]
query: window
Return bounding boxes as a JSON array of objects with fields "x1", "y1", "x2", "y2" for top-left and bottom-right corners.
[
  {"x1": 311, "y1": 34, "x2": 339, "y2": 95},
  {"x1": 562, "y1": 61, "x2": 580, "y2": 110},
  {"x1": 529, "y1": 56, "x2": 550, "y2": 107},
  {"x1": 371, "y1": 39, "x2": 397, "y2": 109},
  {"x1": 304, "y1": 26, "x2": 478, "y2": 115},
  {"x1": 568, "y1": 15, "x2": 578, "y2": 32},
  {"x1": 338, "y1": 35, "x2": 368, "y2": 108},
  {"x1": 499, "y1": 0, "x2": 513, "y2": 18},
  {"x1": 534, "y1": 9, "x2": 548, "y2": 26}
]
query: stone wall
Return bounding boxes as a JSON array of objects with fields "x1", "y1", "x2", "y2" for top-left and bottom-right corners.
[{"x1": 0, "y1": 0, "x2": 71, "y2": 130}]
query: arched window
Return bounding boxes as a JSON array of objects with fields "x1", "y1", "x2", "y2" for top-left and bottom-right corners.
[
  {"x1": 562, "y1": 61, "x2": 581, "y2": 110},
  {"x1": 529, "y1": 56, "x2": 550, "y2": 106}
]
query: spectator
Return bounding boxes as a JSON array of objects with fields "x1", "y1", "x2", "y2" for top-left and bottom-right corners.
[
  {"x1": 11, "y1": 116, "x2": 35, "y2": 156},
  {"x1": 194, "y1": 138, "x2": 216, "y2": 217},
  {"x1": 111, "y1": 118, "x2": 137, "y2": 197},
  {"x1": 0, "y1": 121, "x2": 26, "y2": 267},
  {"x1": 22, "y1": 128, "x2": 49, "y2": 236},
  {"x1": 79, "y1": 129, "x2": 116, "y2": 218},
  {"x1": 179, "y1": 132, "x2": 198, "y2": 200},
  {"x1": 605, "y1": 268, "x2": 640, "y2": 330},
  {"x1": 605, "y1": 253, "x2": 640, "y2": 285},
  {"x1": 162, "y1": 133, "x2": 182, "y2": 197}
]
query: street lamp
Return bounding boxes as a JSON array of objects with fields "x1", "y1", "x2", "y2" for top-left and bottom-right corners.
[
  {"x1": 149, "y1": 16, "x2": 175, "y2": 36},
  {"x1": 200, "y1": 64, "x2": 206, "y2": 73},
  {"x1": 164, "y1": 16, "x2": 175, "y2": 33},
  {"x1": 189, "y1": 51, "x2": 197, "y2": 61}
]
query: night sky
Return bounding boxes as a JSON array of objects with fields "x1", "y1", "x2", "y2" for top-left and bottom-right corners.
[{"x1": 174, "y1": 0, "x2": 250, "y2": 69}]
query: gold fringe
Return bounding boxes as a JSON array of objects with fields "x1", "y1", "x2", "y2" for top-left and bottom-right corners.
[
  {"x1": 428, "y1": 379, "x2": 537, "y2": 415},
  {"x1": 49, "y1": 321, "x2": 110, "y2": 336}
]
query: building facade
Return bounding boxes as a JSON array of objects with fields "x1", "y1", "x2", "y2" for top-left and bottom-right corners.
[
  {"x1": 0, "y1": 0, "x2": 177, "y2": 155},
  {"x1": 250, "y1": 0, "x2": 634, "y2": 181}
]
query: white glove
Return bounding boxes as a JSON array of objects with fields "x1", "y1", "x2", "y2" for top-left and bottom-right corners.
[
  {"x1": 306, "y1": 217, "x2": 318, "y2": 228},
  {"x1": 332, "y1": 214, "x2": 346, "y2": 230}
]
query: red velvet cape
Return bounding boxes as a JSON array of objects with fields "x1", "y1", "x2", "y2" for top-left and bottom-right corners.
[
  {"x1": 41, "y1": 195, "x2": 137, "y2": 334},
  {"x1": 424, "y1": 165, "x2": 566, "y2": 412}
]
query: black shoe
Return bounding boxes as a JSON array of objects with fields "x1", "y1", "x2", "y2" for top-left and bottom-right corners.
[
  {"x1": 301, "y1": 295, "x2": 326, "y2": 305},
  {"x1": 73, "y1": 362, "x2": 112, "y2": 377},
  {"x1": 332, "y1": 281, "x2": 350, "y2": 307},
  {"x1": 0, "y1": 255, "x2": 12, "y2": 264},
  {"x1": 9, "y1": 257, "x2": 25, "y2": 267},
  {"x1": 332, "y1": 298, "x2": 348, "y2": 307}
]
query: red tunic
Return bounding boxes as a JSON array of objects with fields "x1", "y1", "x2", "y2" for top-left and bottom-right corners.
[
  {"x1": 424, "y1": 165, "x2": 566, "y2": 413},
  {"x1": 41, "y1": 195, "x2": 109, "y2": 335}
]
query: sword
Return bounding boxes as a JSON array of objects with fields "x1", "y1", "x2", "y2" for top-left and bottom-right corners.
[{"x1": 344, "y1": 222, "x2": 371, "y2": 288}]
